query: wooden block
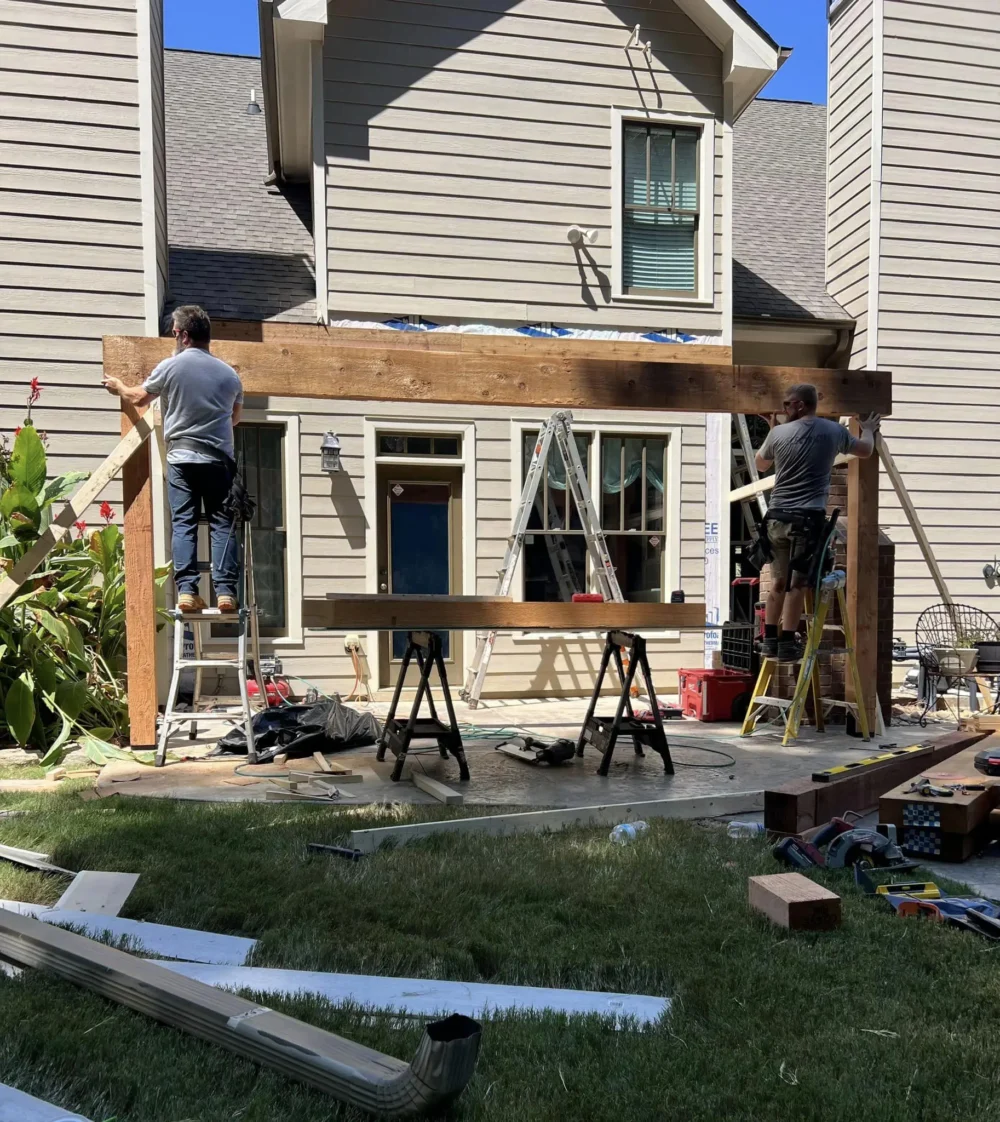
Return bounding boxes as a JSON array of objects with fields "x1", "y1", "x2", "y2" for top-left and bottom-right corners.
[
  {"x1": 303, "y1": 596, "x2": 707, "y2": 631},
  {"x1": 411, "y1": 772, "x2": 463, "y2": 805},
  {"x1": 55, "y1": 871, "x2": 140, "y2": 916},
  {"x1": 764, "y1": 781, "x2": 821, "y2": 834},
  {"x1": 313, "y1": 752, "x2": 334, "y2": 774},
  {"x1": 748, "y1": 873, "x2": 841, "y2": 931},
  {"x1": 879, "y1": 783, "x2": 997, "y2": 837}
]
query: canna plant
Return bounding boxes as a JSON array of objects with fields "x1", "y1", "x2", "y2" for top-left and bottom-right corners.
[{"x1": 0, "y1": 382, "x2": 168, "y2": 763}]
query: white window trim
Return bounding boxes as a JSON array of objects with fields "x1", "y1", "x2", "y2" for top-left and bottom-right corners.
[
  {"x1": 202, "y1": 411, "x2": 303, "y2": 648},
  {"x1": 610, "y1": 106, "x2": 717, "y2": 307},
  {"x1": 363, "y1": 417, "x2": 477, "y2": 691},
  {"x1": 508, "y1": 417, "x2": 683, "y2": 642}
]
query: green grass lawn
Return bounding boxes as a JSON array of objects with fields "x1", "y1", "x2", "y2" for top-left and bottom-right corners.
[{"x1": 1, "y1": 785, "x2": 999, "y2": 1122}]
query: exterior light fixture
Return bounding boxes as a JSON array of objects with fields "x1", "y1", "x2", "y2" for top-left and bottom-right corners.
[
  {"x1": 247, "y1": 88, "x2": 262, "y2": 115},
  {"x1": 321, "y1": 431, "x2": 342, "y2": 473}
]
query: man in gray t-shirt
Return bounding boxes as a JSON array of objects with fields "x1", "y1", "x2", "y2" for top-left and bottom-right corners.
[
  {"x1": 754, "y1": 383, "x2": 880, "y2": 661},
  {"x1": 103, "y1": 305, "x2": 244, "y2": 613}
]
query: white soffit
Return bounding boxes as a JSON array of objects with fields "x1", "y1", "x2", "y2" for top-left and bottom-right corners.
[{"x1": 262, "y1": 0, "x2": 326, "y2": 180}]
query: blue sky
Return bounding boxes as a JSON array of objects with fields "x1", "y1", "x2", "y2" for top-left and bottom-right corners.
[{"x1": 164, "y1": 0, "x2": 827, "y2": 104}]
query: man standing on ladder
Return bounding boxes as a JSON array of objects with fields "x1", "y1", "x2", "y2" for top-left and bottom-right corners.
[
  {"x1": 754, "y1": 383, "x2": 880, "y2": 662},
  {"x1": 102, "y1": 305, "x2": 244, "y2": 613}
]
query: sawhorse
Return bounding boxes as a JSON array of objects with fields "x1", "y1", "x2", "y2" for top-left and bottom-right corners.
[
  {"x1": 376, "y1": 630, "x2": 470, "y2": 783},
  {"x1": 576, "y1": 630, "x2": 674, "y2": 776}
]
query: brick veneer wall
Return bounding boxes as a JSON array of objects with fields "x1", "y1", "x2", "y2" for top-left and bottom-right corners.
[{"x1": 755, "y1": 464, "x2": 894, "y2": 726}]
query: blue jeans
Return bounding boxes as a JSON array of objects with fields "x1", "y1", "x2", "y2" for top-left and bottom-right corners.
[{"x1": 166, "y1": 461, "x2": 240, "y2": 597}]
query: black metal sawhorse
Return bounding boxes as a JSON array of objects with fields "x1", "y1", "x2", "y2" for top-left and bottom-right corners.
[
  {"x1": 576, "y1": 630, "x2": 674, "y2": 777},
  {"x1": 376, "y1": 630, "x2": 470, "y2": 783}
]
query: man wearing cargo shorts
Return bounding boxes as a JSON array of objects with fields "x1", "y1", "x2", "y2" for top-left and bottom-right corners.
[{"x1": 754, "y1": 384, "x2": 880, "y2": 661}]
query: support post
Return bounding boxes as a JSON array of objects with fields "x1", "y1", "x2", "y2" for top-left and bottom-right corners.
[
  {"x1": 846, "y1": 419, "x2": 879, "y2": 731},
  {"x1": 121, "y1": 402, "x2": 158, "y2": 749}
]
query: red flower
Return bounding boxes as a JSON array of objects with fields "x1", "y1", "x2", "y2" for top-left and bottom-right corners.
[
  {"x1": 99, "y1": 501, "x2": 115, "y2": 524},
  {"x1": 13, "y1": 426, "x2": 21, "y2": 437},
  {"x1": 74, "y1": 520, "x2": 87, "y2": 538},
  {"x1": 28, "y1": 378, "x2": 41, "y2": 406}
]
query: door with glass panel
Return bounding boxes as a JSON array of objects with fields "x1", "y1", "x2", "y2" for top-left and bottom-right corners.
[
  {"x1": 600, "y1": 436, "x2": 667, "y2": 602},
  {"x1": 376, "y1": 465, "x2": 463, "y2": 687}
]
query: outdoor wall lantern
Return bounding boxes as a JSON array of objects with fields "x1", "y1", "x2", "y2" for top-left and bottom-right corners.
[{"x1": 321, "y1": 431, "x2": 342, "y2": 473}]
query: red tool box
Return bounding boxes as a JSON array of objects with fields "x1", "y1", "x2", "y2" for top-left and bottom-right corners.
[{"x1": 678, "y1": 667, "x2": 754, "y2": 722}]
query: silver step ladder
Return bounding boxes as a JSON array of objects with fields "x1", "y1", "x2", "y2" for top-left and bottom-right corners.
[
  {"x1": 156, "y1": 521, "x2": 267, "y2": 766},
  {"x1": 460, "y1": 410, "x2": 624, "y2": 708}
]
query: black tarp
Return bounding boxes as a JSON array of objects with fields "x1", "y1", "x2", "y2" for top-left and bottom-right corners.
[{"x1": 212, "y1": 698, "x2": 382, "y2": 763}]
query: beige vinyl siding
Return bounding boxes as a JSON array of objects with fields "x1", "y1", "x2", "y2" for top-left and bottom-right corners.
[
  {"x1": 267, "y1": 398, "x2": 705, "y2": 697},
  {"x1": 874, "y1": 0, "x2": 1000, "y2": 637},
  {"x1": 0, "y1": 0, "x2": 158, "y2": 514},
  {"x1": 323, "y1": 0, "x2": 725, "y2": 333},
  {"x1": 149, "y1": 0, "x2": 168, "y2": 304},
  {"x1": 826, "y1": 0, "x2": 873, "y2": 365}
]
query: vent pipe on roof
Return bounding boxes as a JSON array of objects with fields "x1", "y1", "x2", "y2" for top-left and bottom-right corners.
[{"x1": 246, "y1": 88, "x2": 262, "y2": 115}]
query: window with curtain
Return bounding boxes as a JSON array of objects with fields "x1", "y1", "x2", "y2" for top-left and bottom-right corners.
[
  {"x1": 211, "y1": 423, "x2": 287, "y2": 637},
  {"x1": 622, "y1": 123, "x2": 699, "y2": 295},
  {"x1": 601, "y1": 436, "x2": 667, "y2": 603},
  {"x1": 521, "y1": 430, "x2": 591, "y2": 602}
]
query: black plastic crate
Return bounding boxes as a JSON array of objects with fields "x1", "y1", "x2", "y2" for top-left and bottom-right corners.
[{"x1": 721, "y1": 622, "x2": 759, "y2": 677}]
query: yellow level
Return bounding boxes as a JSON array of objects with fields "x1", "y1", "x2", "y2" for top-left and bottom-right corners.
[
  {"x1": 812, "y1": 744, "x2": 926, "y2": 782},
  {"x1": 875, "y1": 882, "x2": 940, "y2": 900}
]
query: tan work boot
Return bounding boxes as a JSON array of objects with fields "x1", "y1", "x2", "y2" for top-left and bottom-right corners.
[
  {"x1": 216, "y1": 593, "x2": 238, "y2": 613},
  {"x1": 177, "y1": 593, "x2": 208, "y2": 613}
]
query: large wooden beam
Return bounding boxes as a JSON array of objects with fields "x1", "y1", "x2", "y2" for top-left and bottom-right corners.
[
  {"x1": 846, "y1": 420, "x2": 880, "y2": 731},
  {"x1": 105, "y1": 336, "x2": 892, "y2": 416},
  {"x1": 303, "y1": 595, "x2": 707, "y2": 631},
  {"x1": 121, "y1": 402, "x2": 158, "y2": 750}
]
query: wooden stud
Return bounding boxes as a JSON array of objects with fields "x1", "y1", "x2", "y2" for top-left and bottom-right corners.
[
  {"x1": 121, "y1": 401, "x2": 158, "y2": 750},
  {"x1": 312, "y1": 752, "x2": 334, "y2": 773},
  {"x1": 846, "y1": 419, "x2": 879, "y2": 733},
  {"x1": 304, "y1": 596, "x2": 707, "y2": 631},
  {"x1": 748, "y1": 873, "x2": 841, "y2": 931},
  {"x1": 411, "y1": 773, "x2": 464, "y2": 805},
  {"x1": 105, "y1": 336, "x2": 893, "y2": 416}
]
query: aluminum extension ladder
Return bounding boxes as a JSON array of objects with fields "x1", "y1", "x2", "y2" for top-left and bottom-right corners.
[
  {"x1": 460, "y1": 410, "x2": 624, "y2": 708},
  {"x1": 156, "y1": 521, "x2": 267, "y2": 766}
]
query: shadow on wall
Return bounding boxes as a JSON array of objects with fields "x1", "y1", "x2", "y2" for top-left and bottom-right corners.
[
  {"x1": 168, "y1": 248, "x2": 317, "y2": 322},
  {"x1": 328, "y1": 472, "x2": 368, "y2": 551}
]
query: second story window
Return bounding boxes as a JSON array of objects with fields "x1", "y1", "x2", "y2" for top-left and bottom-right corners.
[{"x1": 622, "y1": 123, "x2": 699, "y2": 296}]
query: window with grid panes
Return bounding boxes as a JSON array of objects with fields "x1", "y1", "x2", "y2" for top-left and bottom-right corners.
[
  {"x1": 622, "y1": 123, "x2": 699, "y2": 295},
  {"x1": 600, "y1": 436, "x2": 667, "y2": 603},
  {"x1": 211, "y1": 423, "x2": 287, "y2": 636},
  {"x1": 521, "y1": 430, "x2": 591, "y2": 602}
]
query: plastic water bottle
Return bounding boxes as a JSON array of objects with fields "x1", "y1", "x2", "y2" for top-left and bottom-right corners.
[
  {"x1": 609, "y1": 821, "x2": 649, "y2": 845},
  {"x1": 727, "y1": 820, "x2": 766, "y2": 839}
]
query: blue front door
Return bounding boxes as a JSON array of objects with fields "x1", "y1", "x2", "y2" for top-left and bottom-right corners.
[{"x1": 388, "y1": 481, "x2": 452, "y2": 660}]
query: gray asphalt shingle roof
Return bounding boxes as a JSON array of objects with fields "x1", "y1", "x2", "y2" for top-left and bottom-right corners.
[
  {"x1": 733, "y1": 98, "x2": 850, "y2": 323},
  {"x1": 164, "y1": 50, "x2": 316, "y2": 324}
]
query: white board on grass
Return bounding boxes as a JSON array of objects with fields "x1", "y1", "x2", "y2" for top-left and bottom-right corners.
[
  {"x1": 150, "y1": 962, "x2": 670, "y2": 1028},
  {"x1": 0, "y1": 1081, "x2": 91, "y2": 1122},
  {"x1": 55, "y1": 872, "x2": 139, "y2": 916},
  {"x1": 0, "y1": 902, "x2": 254, "y2": 965}
]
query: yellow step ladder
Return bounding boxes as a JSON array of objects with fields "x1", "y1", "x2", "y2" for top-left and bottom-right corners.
[{"x1": 740, "y1": 569, "x2": 874, "y2": 745}]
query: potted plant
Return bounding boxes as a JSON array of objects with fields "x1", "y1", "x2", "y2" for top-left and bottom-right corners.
[{"x1": 934, "y1": 627, "x2": 989, "y2": 677}]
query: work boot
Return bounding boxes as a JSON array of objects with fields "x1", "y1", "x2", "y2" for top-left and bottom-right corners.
[
  {"x1": 216, "y1": 593, "x2": 238, "y2": 613},
  {"x1": 777, "y1": 638, "x2": 803, "y2": 663},
  {"x1": 760, "y1": 636, "x2": 778, "y2": 659},
  {"x1": 177, "y1": 592, "x2": 208, "y2": 613}
]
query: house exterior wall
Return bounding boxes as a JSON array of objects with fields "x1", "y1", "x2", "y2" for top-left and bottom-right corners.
[
  {"x1": 321, "y1": 0, "x2": 726, "y2": 335},
  {"x1": 0, "y1": 0, "x2": 166, "y2": 512},
  {"x1": 828, "y1": 0, "x2": 1000, "y2": 646}
]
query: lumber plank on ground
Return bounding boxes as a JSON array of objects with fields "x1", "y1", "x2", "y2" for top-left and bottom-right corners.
[
  {"x1": 763, "y1": 729, "x2": 989, "y2": 833},
  {"x1": 749, "y1": 873, "x2": 841, "y2": 931},
  {"x1": 0, "y1": 406, "x2": 158, "y2": 612},
  {"x1": 349, "y1": 791, "x2": 764, "y2": 853},
  {"x1": 0, "y1": 909, "x2": 481, "y2": 1117},
  {"x1": 55, "y1": 871, "x2": 139, "y2": 917},
  {"x1": 0, "y1": 844, "x2": 73, "y2": 877},
  {"x1": 286, "y1": 771, "x2": 364, "y2": 786},
  {"x1": 303, "y1": 596, "x2": 707, "y2": 631},
  {"x1": 0, "y1": 1079, "x2": 92, "y2": 1121},
  {"x1": 411, "y1": 773, "x2": 463, "y2": 805},
  {"x1": 152, "y1": 960, "x2": 670, "y2": 1027},
  {"x1": 106, "y1": 335, "x2": 893, "y2": 416},
  {"x1": 313, "y1": 752, "x2": 335, "y2": 773}
]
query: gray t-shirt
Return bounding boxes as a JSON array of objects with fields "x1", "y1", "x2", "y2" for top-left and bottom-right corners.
[
  {"x1": 758, "y1": 416, "x2": 861, "y2": 511},
  {"x1": 143, "y1": 347, "x2": 243, "y2": 465}
]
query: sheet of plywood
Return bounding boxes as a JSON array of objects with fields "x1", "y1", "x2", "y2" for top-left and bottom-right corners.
[
  {"x1": 303, "y1": 596, "x2": 707, "y2": 631},
  {"x1": 152, "y1": 961, "x2": 670, "y2": 1028},
  {"x1": 350, "y1": 791, "x2": 764, "y2": 853},
  {"x1": 55, "y1": 871, "x2": 139, "y2": 916},
  {"x1": 748, "y1": 874, "x2": 841, "y2": 931}
]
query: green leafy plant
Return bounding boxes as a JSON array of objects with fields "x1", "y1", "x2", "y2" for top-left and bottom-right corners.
[{"x1": 0, "y1": 389, "x2": 168, "y2": 762}]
